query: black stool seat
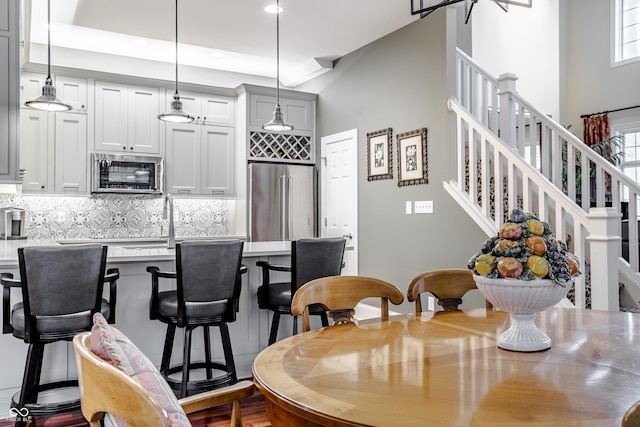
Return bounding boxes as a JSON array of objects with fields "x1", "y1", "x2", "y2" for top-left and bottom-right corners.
[
  {"x1": 1, "y1": 245, "x2": 118, "y2": 426},
  {"x1": 147, "y1": 240, "x2": 245, "y2": 398}
]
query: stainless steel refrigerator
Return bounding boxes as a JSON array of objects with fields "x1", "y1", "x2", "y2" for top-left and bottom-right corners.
[{"x1": 248, "y1": 162, "x2": 317, "y2": 242}]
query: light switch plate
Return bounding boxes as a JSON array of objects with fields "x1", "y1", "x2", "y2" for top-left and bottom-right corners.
[
  {"x1": 406, "y1": 201, "x2": 412, "y2": 215},
  {"x1": 415, "y1": 200, "x2": 433, "y2": 214},
  {"x1": 428, "y1": 296, "x2": 435, "y2": 311}
]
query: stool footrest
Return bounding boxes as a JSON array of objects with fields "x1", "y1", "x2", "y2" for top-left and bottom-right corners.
[
  {"x1": 11, "y1": 379, "x2": 80, "y2": 417},
  {"x1": 164, "y1": 362, "x2": 236, "y2": 393}
]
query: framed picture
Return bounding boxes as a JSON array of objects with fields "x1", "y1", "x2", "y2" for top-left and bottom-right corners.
[
  {"x1": 397, "y1": 128, "x2": 428, "y2": 187},
  {"x1": 367, "y1": 128, "x2": 393, "y2": 181}
]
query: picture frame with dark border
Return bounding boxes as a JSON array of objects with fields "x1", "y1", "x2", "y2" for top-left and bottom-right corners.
[
  {"x1": 397, "y1": 128, "x2": 428, "y2": 187},
  {"x1": 367, "y1": 128, "x2": 393, "y2": 181}
]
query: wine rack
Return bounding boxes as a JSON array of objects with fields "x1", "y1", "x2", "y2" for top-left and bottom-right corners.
[{"x1": 249, "y1": 131, "x2": 312, "y2": 162}]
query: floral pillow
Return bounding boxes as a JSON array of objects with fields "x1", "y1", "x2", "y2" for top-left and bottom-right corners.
[{"x1": 91, "y1": 312, "x2": 191, "y2": 427}]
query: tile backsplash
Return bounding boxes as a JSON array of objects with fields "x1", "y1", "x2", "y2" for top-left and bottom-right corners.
[{"x1": 0, "y1": 194, "x2": 235, "y2": 240}]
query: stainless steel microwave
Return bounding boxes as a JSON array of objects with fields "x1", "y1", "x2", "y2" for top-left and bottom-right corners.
[{"x1": 91, "y1": 153, "x2": 164, "y2": 195}]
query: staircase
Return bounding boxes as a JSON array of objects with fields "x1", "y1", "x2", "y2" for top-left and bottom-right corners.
[{"x1": 446, "y1": 48, "x2": 640, "y2": 311}]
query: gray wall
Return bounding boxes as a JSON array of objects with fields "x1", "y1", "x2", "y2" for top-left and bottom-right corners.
[
  {"x1": 561, "y1": 0, "x2": 640, "y2": 137},
  {"x1": 300, "y1": 12, "x2": 487, "y2": 311}
]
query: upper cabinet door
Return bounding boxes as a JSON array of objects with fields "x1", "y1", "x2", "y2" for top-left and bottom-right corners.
[
  {"x1": 201, "y1": 95, "x2": 235, "y2": 125},
  {"x1": 20, "y1": 72, "x2": 46, "y2": 106},
  {"x1": 55, "y1": 112, "x2": 87, "y2": 193},
  {"x1": 281, "y1": 98, "x2": 312, "y2": 132},
  {"x1": 201, "y1": 125, "x2": 235, "y2": 195},
  {"x1": 56, "y1": 75, "x2": 87, "y2": 113},
  {"x1": 19, "y1": 109, "x2": 51, "y2": 192},
  {"x1": 127, "y1": 85, "x2": 159, "y2": 154},
  {"x1": 249, "y1": 94, "x2": 312, "y2": 133},
  {"x1": 165, "y1": 123, "x2": 201, "y2": 194},
  {"x1": 94, "y1": 81, "x2": 128, "y2": 152},
  {"x1": 168, "y1": 90, "x2": 235, "y2": 126},
  {"x1": 172, "y1": 91, "x2": 200, "y2": 120},
  {"x1": 95, "y1": 82, "x2": 160, "y2": 154}
]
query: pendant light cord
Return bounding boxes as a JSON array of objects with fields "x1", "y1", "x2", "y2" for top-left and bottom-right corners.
[
  {"x1": 275, "y1": 0, "x2": 281, "y2": 106},
  {"x1": 46, "y1": 0, "x2": 52, "y2": 81},
  {"x1": 174, "y1": 0, "x2": 179, "y2": 97}
]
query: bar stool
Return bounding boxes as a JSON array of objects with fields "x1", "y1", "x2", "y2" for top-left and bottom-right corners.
[
  {"x1": 1, "y1": 244, "x2": 118, "y2": 426},
  {"x1": 256, "y1": 237, "x2": 346, "y2": 345},
  {"x1": 147, "y1": 239, "x2": 244, "y2": 398}
]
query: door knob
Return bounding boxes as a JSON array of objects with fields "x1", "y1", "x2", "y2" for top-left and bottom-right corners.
[{"x1": 342, "y1": 233, "x2": 353, "y2": 240}]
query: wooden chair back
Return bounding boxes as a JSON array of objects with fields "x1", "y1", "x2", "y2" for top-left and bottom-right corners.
[
  {"x1": 623, "y1": 400, "x2": 640, "y2": 427},
  {"x1": 72, "y1": 332, "x2": 254, "y2": 427},
  {"x1": 291, "y1": 275, "x2": 404, "y2": 332},
  {"x1": 407, "y1": 269, "x2": 492, "y2": 314}
]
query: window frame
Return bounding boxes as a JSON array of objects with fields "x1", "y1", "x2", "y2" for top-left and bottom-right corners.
[{"x1": 611, "y1": 0, "x2": 640, "y2": 67}]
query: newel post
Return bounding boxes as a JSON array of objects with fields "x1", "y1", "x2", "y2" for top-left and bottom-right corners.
[
  {"x1": 497, "y1": 73, "x2": 518, "y2": 148},
  {"x1": 586, "y1": 207, "x2": 621, "y2": 311}
]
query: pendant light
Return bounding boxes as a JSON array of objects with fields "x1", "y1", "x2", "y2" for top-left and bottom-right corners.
[
  {"x1": 25, "y1": 0, "x2": 71, "y2": 112},
  {"x1": 262, "y1": 0, "x2": 293, "y2": 132},
  {"x1": 158, "y1": 0, "x2": 194, "y2": 123}
]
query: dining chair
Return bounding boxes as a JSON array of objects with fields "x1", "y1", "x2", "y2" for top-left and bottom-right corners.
[
  {"x1": 1, "y1": 244, "x2": 119, "y2": 427},
  {"x1": 290, "y1": 275, "x2": 404, "y2": 333},
  {"x1": 146, "y1": 239, "x2": 245, "y2": 398},
  {"x1": 73, "y1": 314, "x2": 255, "y2": 427},
  {"x1": 406, "y1": 269, "x2": 492, "y2": 314},
  {"x1": 623, "y1": 400, "x2": 640, "y2": 427},
  {"x1": 256, "y1": 237, "x2": 346, "y2": 344}
]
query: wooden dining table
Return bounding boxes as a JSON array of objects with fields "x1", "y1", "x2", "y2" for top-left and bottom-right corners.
[{"x1": 252, "y1": 308, "x2": 640, "y2": 426}]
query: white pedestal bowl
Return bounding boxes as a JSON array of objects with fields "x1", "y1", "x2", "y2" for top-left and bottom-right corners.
[{"x1": 473, "y1": 275, "x2": 572, "y2": 352}]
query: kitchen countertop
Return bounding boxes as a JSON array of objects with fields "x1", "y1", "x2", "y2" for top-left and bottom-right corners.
[{"x1": 0, "y1": 238, "x2": 291, "y2": 267}]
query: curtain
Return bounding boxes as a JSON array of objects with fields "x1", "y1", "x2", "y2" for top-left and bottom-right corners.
[
  {"x1": 583, "y1": 113, "x2": 611, "y2": 196},
  {"x1": 583, "y1": 114, "x2": 609, "y2": 146}
]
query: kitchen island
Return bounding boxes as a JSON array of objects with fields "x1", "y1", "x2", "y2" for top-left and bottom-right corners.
[{"x1": 0, "y1": 238, "x2": 295, "y2": 419}]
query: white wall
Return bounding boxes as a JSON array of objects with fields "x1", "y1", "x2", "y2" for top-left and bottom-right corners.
[
  {"x1": 561, "y1": 0, "x2": 640, "y2": 138},
  {"x1": 471, "y1": 1, "x2": 560, "y2": 120}
]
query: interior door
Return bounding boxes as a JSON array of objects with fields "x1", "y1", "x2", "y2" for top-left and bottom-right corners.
[{"x1": 320, "y1": 129, "x2": 358, "y2": 275}]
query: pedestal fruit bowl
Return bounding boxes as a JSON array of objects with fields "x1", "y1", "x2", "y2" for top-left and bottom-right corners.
[{"x1": 468, "y1": 209, "x2": 581, "y2": 352}]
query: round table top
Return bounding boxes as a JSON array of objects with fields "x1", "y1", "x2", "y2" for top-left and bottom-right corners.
[{"x1": 252, "y1": 308, "x2": 640, "y2": 426}]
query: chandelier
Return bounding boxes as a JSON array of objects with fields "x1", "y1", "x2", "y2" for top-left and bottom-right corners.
[{"x1": 411, "y1": 0, "x2": 532, "y2": 23}]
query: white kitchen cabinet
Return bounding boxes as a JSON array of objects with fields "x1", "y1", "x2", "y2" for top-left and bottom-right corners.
[
  {"x1": 19, "y1": 110, "x2": 87, "y2": 194},
  {"x1": 55, "y1": 112, "x2": 87, "y2": 193},
  {"x1": 202, "y1": 125, "x2": 236, "y2": 195},
  {"x1": 20, "y1": 72, "x2": 87, "y2": 113},
  {"x1": 249, "y1": 93, "x2": 313, "y2": 133},
  {"x1": 94, "y1": 81, "x2": 160, "y2": 154},
  {"x1": 19, "y1": 109, "x2": 52, "y2": 191},
  {"x1": 56, "y1": 75, "x2": 87, "y2": 112},
  {"x1": 0, "y1": 0, "x2": 19, "y2": 183},
  {"x1": 165, "y1": 123, "x2": 236, "y2": 196},
  {"x1": 170, "y1": 90, "x2": 235, "y2": 126},
  {"x1": 165, "y1": 123, "x2": 200, "y2": 194}
]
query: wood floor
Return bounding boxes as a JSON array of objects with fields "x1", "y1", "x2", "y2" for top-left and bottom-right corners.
[{"x1": 0, "y1": 389, "x2": 269, "y2": 427}]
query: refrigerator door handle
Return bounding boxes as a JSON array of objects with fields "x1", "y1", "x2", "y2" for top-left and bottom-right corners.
[
  {"x1": 280, "y1": 174, "x2": 287, "y2": 241},
  {"x1": 287, "y1": 175, "x2": 294, "y2": 240}
]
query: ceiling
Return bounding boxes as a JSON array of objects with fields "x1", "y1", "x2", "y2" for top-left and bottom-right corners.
[{"x1": 24, "y1": 0, "x2": 440, "y2": 87}]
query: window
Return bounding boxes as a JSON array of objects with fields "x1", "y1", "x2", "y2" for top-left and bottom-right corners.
[
  {"x1": 612, "y1": 0, "x2": 640, "y2": 65},
  {"x1": 617, "y1": 124, "x2": 640, "y2": 214},
  {"x1": 620, "y1": 128, "x2": 640, "y2": 183}
]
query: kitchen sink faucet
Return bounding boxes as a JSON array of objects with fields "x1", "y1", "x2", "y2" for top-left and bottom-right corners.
[{"x1": 163, "y1": 193, "x2": 175, "y2": 249}]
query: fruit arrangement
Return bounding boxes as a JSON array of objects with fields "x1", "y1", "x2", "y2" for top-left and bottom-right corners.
[{"x1": 468, "y1": 209, "x2": 581, "y2": 287}]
